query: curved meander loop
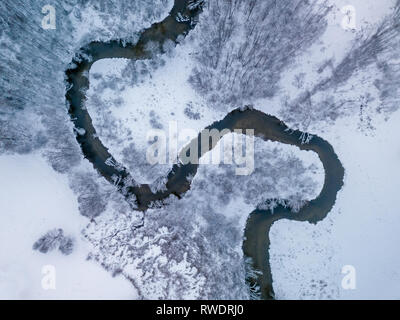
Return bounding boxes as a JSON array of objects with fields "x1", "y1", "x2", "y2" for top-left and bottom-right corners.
[{"x1": 65, "y1": 0, "x2": 344, "y2": 300}]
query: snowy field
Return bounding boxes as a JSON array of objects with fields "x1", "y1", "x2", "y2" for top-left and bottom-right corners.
[
  {"x1": 0, "y1": 154, "x2": 136, "y2": 299},
  {"x1": 270, "y1": 109, "x2": 400, "y2": 299}
]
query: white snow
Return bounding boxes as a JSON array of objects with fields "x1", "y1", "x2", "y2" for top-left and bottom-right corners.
[
  {"x1": 86, "y1": 41, "x2": 225, "y2": 184},
  {"x1": 0, "y1": 154, "x2": 137, "y2": 299},
  {"x1": 270, "y1": 108, "x2": 400, "y2": 299},
  {"x1": 70, "y1": 0, "x2": 174, "y2": 44},
  {"x1": 254, "y1": 0, "x2": 396, "y2": 125}
]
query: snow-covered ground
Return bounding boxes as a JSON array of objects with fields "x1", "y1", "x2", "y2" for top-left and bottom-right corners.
[
  {"x1": 86, "y1": 41, "x2": 226, "y2": 184},
  {"x1": 270, "y1": 109, "x2": 400, "y2": 299},
  {"x1": 0, "y1": 154, "x2": 137, "y2": 299}
]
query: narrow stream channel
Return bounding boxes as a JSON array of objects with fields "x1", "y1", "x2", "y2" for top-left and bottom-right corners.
[{"x1": 65, "y1": 0, "x2": 344, "y2": 300}]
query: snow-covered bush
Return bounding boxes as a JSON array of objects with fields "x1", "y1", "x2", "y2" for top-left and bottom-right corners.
[{"x1": 33, "y1": 228, "x2": 74, "y2": 255}]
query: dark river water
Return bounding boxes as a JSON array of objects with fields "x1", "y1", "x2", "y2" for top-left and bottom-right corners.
[{"x1": 65, "y1": 0, "x2": 344, "y2": 299}]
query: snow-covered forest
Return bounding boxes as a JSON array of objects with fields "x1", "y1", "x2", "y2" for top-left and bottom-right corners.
[
  {"x1": 188, "y1": 0, "x2": 331, "y2": 110},
  {"x1": 280, "y1": 0, "x2": 400, "y2": 131},
  {"x1": 1, "y1": 0, "x2": 400, "y2": 300},
  {"x1": 0, "y1": 0, "x2": 172, "y2": 158},
  {"x1": 83, "y1": 136, "x2": 323, "y2": 299},
  {"x1": 186, "y1": 0, "x2": 400, "y2": 132}
]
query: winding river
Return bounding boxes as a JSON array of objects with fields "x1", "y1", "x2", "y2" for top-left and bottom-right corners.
[{"x1": 65, "y1": 0, "x2": 344, "y2": 299}]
